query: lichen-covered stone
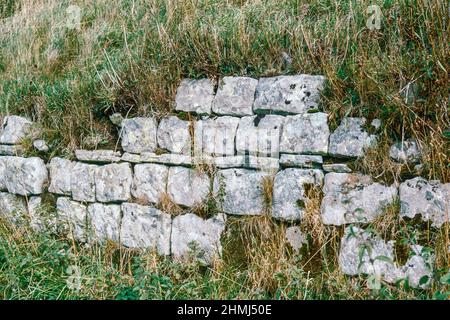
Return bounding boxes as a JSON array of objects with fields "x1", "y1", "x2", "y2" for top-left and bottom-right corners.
[
  {"x1": 132, "y1": 163, "x2": 168, "y2": 204},
  {"x1": 48, "y1": 157, "x2": 74, "y2": 196},
  {"x1": 279, "y1": 154, "x2": 323, "y2": 168},
  {"x1": 279, "y1": 113, "x2": 329, "y2": 155},
  {"x1": 244, "y1": 155, "x2": 280, "y2": 171},
  {"x1": 0, "y1": 116, "x2": 33, "y2": 144},
  {"x1": 213, "y1": 169, "x2": 270, "y2": 215},
  {"x1": 171, "y1": 213, "x2": 226, "y2": 265},
  {"x1": 328, "y1": 117, "x2": 377, "y2": 158},
  {"x1": 194, "y1": 116, "x2": 239, "y2": 157},
  {"x1": 235, "y1": 115, "x2": 284, "y2": 157},
  {"x1": 0, "y1": 156, "x2": 11, "y2": 191},
  {"x1": 401, "y1": 245, "x2": 434, "y2": 289},
  {"x1": 389, "y1": 139, "x2": 421, "y2": 163},
  {"x1": 321, "y1": 173, "x2": 397, "y2": 225},
  {"x1": 71, "y1": 162, "x2": 97, "y2": 203},
  {"x1": 272, "y1": 169, "x2": 324, "y2": 221},
  {"x1": 212, "y1": 77, "x2": 257, "y2": 116},
  {"x1": 322, "y1": 163, "x2": 352, "y2": 173},
  {"x1": 157, "y1": 116, "x2": 192, "y2": 154},
  {"x1": 56, "y1": 197, "x2": 88, "y2": 242},
  {"x1": 95, "y1": 163, "x2": 132, "y2": 202},
  {"x1": 87, "y1": 203, "x2": 121, "y2": 243},
  {"x1": 121, "y1": 117, "x2": 157, "y2": 154},
  {"x1": 75, "y1": 150, "x2": 121, "y2": 163},
  {"x1": 399, "y1": 177, "x2": 449, "y2": 227},
  {"x1": 122, "y1": 152, "x2": 193, "y2": 166},
  {"x1": 0, "y1": 144, "x2": 24, "y2": 156},
  {"x1": 253, "y1": 75, "x2": 326, "y2": 115},
  {"x1": 33, "y1": 140, "x2": 49, "y2": 152},
  {"x1": 4, "y1": 157, "x2": 48, "y2": 196},
  {"x1": 285, "y1": 226, "x2": 306, "y2": 252},
  {"x1": 120, "y1": 203, "x2": 171, "y2": 255},
  {"x1": 167, "y1": 166, "x2": 210, "y2": 207},
  {"x1": 174, "y1": 79, "x2": 214, "y2": 115},
  {"x1": 338, "y1": 226, "x2": 403, "y2": 284},
  {"x1": 0, "y1": 192, "x2": 27, "y2": 223}
]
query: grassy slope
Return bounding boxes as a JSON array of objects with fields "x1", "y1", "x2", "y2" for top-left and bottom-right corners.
[{"x1": 0, "y1": 0, "x2": 449, "y2": 299}]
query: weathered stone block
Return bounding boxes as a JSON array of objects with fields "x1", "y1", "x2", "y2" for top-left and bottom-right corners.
[
  {"x1": 389, "y1": 139, "x2": 421, "y2": 163},
  {"x1": 0, "y1": 116, "x2": 33, "y2": 144},
  {"x1": 120, "y1": 203, "x2": 171, "y2": 255},
  {"x1": 272, "y1": 169, "x2": 324, "y2": 221},
  {"x1": 121, "y1": 117, "x2": 157, "y2": 154},
  {"x1": 0, "y1": 192, "x2": 27, "y2": 223},
  {"x1": 174, "y1": 79, "x2": 214, "y2": 115},
  {"x1": 87, "y1": 203, "x2": 121, "y2": 243},
  {"x1": 0, "y1": 144, "x2": 24, "y2": 156},
  {"x1": 253, "y1": 75, "x2": 325, "y2": 115},
  {"x1": 48, "y1": 157, "x2": 74, "y2": 196},
  {"x1": 71, "y1": 162, "x2": 97, "y2": 203},
  {"x1": 95, "y1": 163, "x2": 132, "y2": 202},
  {"x1": 399, "y1": 177, "x2": 449, "y2": 227},
  {"x1": 279, "y1": 113, "x2": 329, "y2": 154},
  {"x1": 56, "y1": 197, "x2": 88, "y2": 242},
  {"x1": 322, "y1": 163, "x2": 352, "y2": 173},
  {"x1": 157, "y1": 116, "x2": 192, "y2": 154},
  {"x1": 4, "y1": 157, "x2": 48, "y2": 196},
  {"x1": 167, "y1": 166, "x2": 210, "y2": 207},
  {"x1": 194, "y1": 116, "x2": 239, "y2": 157},
  {"x1": 75, "y1": 150, "x2": 121, "y2": 163},
  {"x1": 279, "y1": 154, "x2": 323, "y2": 168},
  {"x1": 171, "y1": 213, "x2": 226, "y2": 265},
  {"x1": 132, "y1": 163, "x2": 168, "y2": 204},
  {"x1": 212, "y1": 77, "x2": 258, "y2": 116}
]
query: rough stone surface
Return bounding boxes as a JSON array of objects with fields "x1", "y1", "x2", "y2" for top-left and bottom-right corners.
[
  {"x1": 389, "y1": 139, "x2": 421, "y2": 163},
  {"x1": 272, "y1": 169, "x2": 324, "y2": 221},
  {"x1": 175, "y1": 79, "x2": 214, "y2": 115},
  {"x1": 87, "y1": 203, "x2": 121, "y2": 243},
  {"x1": 253, "y1": 75, "x2": 326, "y2": 115},
  {"x1": 132, "y1": 164, "x2": 168, "y2": 204},
  {"x1": 338, "y1": 226, "x2": 403, "y2": 284},
  {"x1": 171, "y1": 213, "x2": 226, "y2": 265},
  {"x1": 0, "y1": 156, "x2": 10, "y2": 191},
  {"x1": 323, "y1": 163, "x2": 352, "y2": 173},
  {"x1": 213, "y1": 169, "x2": 270, "y2": 215},
  {"x1": 236, "y1": 115, "x2": 284, "y2": 157},
  {"x1": 279, "y1": 154, "x2": 323, "y2": 168},
  {"x1": 401, "y1": 245, "x2": 434, "y2": 289},
  {"x1": 285, "y1": 226, "x2": 306, "y2": 252},
  {"x1": 399, "y1": 177, "x2": 449, "y2": 227},
  {"x1": 120, "y1": 203, "x2": 171, "y2": 255},
  {"x1": 121, "y1": 117, "x2": 157, "y2": 154},
  {"x1": 48, "y1": 157, "x2": 74, "y2": 196},
  {"x1": 95, "y1": 163, "x2": 132, "y2": 202},
  {"x1": 212, "y1": 77, "x2": 258, "y2": 116},
  {"x1": 321, "y1": 173, "x2": 397, "y2": 225},
  {"x1": 0, "y1": 144, "x2": 24, "y2": 156},
  {"x1": 28, "y1": 196, "x2": 45, "y2": 231},
  {"x1": 4, "y1": 157, "x2": 48, "y2": 196},
  {"x1": 0, "y1": 192, "x2": 27, "y2": 223},
  {"x1": 167, "y1": 166, "x2": 210, "y2": 207},
  {"x1": 33, "y1": 140, "x2": 49, "y2": 152},
  {"x1": 123, "y1": 152, "x2": 193, "y2": 166},
  {"x1": 245, "y1": 156, "x2": 280, "y2": 171},
  {"x1": 0, "y1": 116, "x2": 32, "y2": 144},
  {"x1": 56, "y1": 197, "x2": 88, "y2": 242},
  {"x1": 157, "y1": 116, "x2": 191, "y2": 154},
  {"x1": 328, "y1": 117, "x2": 377, "y2": 158},
  {"x1": 279, "y1": 113, "x2": 329, "y2": 154},
  {"x1": 201, "y1": 155, "x2": 245, "y2": 168},
  {"x1": 75, "y1": 150, "x2": 121, "y2": 163},
  {"x1": 71, "y1": 162, "x2": 97, "y2": 203},
  {"x1": 194, "y1": 116, "x2": 239, "y2": 157}
]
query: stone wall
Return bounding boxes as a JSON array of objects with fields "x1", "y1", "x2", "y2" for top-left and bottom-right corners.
[{"x1": 0, "y1": 75, "x2": 448, "y2": 287}]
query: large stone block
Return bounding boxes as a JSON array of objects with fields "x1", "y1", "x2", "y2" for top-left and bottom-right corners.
[
  {"x1": 167, "y1": 166, "x2": 210, "y2": 207},
  {"x1": 95, "y1": 163, "x2": 132, "y2": 202},
  {"x1": 279, "y1": 112, "x2": 329, "y2": 155},
  {"x1": 235, "y1": 115, "x2": 284, "y2": 157},
  {"x1": 253, "y1": 75, "x2": 325, "y2": 115},
  {"x1": 212, "y1": 77, "x2": 258, "y2": 116},
  {"x1": 0, "y1": 115, "x2": 33, "y2": 144},
  {"x1": 213, "y1": 169, "x2": 270, "y2": 215},
  {"x1": 71, "y1": 162, "x2": 97, "y2": 203},
  {"x1": 171, "y1": 213, "x2": 226, "y2": 265},
  {"x1": 48, "y1": 157, "x2": 74, "y2": 196},
  {"x1": 272, "y1": 169, "x2": 324, "y2": 221},
  {"x1": 328, "y1": 117, "x2": 377, "y2": 158},
  {"x1": 157, "y1": 116, "x2": 192, "y2": 154},
  {"x1": 174, "y1": 79, "x2": 214, "y2": 115},
  {"x1": 321, "y1": 173, "x2": 397, "y2": 225},
  {"x1": 399, "y1": 177, "x2": 449, "y2": 227},
  {"x1": 0, "y1": 192, "x2": 27, "y2": 223},
  {"x1": 120, "y1": 203, "x2": 171, "y2": 255},
  {"x1": 87, "y1": 203, "x2": 121, "y2": 243},
  {"x1": 132, "y1": 163, "x2": 168, "y2": 204},
  {"x1": 56, "y1": 197, "x2": 88, "y2": 242},
  {"x1": 194, "y1": 116, "x2": 239, "y2": 157},
  {"x1": 279, "y1": 154, "x2": 323, "y2": 168},
  {"x1": 75, "y1": 150, "x2": 121, "y2": 163},
  {"x1": 121, "y1": 117, "x2": 157, "y2": 154},
  {"x1": 4, "y1": 157, "x2": 48, "y2": 196}
]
